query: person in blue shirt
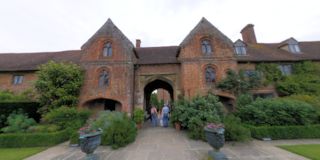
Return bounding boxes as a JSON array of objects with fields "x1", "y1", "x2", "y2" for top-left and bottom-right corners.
[{"x1": 162, "y1": 104, "x2": 170, "y2": 127}]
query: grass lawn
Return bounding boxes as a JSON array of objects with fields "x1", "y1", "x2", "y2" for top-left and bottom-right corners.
[
  {"x1": 279, "y1": 144, "x2": 320, "y2": 160},
  {"x1": 0, "y1": 147, "x2": 47, "y2": 160}
]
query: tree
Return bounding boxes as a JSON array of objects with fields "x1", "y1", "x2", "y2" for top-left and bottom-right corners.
[
  {"x1": 217, "y1": 70, "x2": 262, "y2": 96},
  {"x1": 35, "y1": 61, "x2": 84, "y2": 114},
  {"x1": 150, "y1": 93, "x2": 160, "y2": 110}
]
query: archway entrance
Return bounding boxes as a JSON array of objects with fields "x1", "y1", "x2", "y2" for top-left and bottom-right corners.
[
  {"x1": 144, "y1": 79, "x2": 174, "y2": 115},
  {"x1": 83, "y1": 98, "x2": 122, "y2": 112},
  {"x1": 218, "y1": 96, "x2": 235, "y2": 112}
]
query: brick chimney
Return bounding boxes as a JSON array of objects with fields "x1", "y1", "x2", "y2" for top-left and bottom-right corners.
[
  {"x1": 136, "y1": 39, "x2": 141, "y2": 48},
  {"x1": 240, "y1": 24, "x2": 257, "y2": 44}
]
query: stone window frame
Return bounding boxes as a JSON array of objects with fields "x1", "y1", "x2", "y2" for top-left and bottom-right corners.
[
  {"x1": 12, "y1": 75, "x2": 24, "y2": 85},
  {"x1": 204, "y1": 65, "x2": 217, "y2": 84},
  {"x1": 97, "y1": 67, "x2": 111, "y2": 88},
  {"x1": 102, "y1": 41, "x2": 113, "y2": 57},
  {"x1": 200, "y1": 38, "x2": 213, "y2": 56}
]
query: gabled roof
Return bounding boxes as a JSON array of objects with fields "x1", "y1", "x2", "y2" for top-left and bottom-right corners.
[
  {"x1": 135, "y1": 46, "x2": 180, "y2": 64},
  {"x1": 180, "y1": 17, "x2": 233, "y2": 47},
  {"x1": 81, "y1": 18, "x2": 134, "y2": 51},
  {"x1": 0, "y1": 50, "x2": 81, "y2": 71},
  {"x1": 278, "y1": 37, "x2": 299, "y2": 47},
  {"x1": 236, "y1": 41, "x2": 320, "y2": 62}
]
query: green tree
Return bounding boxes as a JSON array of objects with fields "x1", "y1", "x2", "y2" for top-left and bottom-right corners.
[
  {"x1": 150, "y1": 93, "x2": 160, "y2": 109},
  {"x1": 35, "y1": 61, "x2": 84, "y2": 114},
  {"x1": 217, "y1": 70, "x2": 262, "y2": 96}
]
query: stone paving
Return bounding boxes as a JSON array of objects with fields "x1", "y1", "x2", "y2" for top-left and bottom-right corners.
[{"x1": 26, "y1": 125, "x2": 320, "y2": 160}]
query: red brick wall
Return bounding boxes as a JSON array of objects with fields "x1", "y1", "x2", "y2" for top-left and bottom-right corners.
[{"x1": 0, "y1": 71, "x2": 36, "y2": 93}]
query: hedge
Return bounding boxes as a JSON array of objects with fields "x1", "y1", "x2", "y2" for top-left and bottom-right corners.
[
  {"x1": 248, "y1": 125, "x2": 320, "y2": 140},
  {"x1": 0, "y1": 129, "x2": 70, "y2": 148},
  {"x1": 0, "y1": 102, "x2": 41, "y2": 128}
]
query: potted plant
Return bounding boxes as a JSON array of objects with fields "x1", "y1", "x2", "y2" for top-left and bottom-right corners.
[
  {"x1": 204, "y1": 123, "x2": 228, "y2": 160},
  {"x1": 133, "y1": 108, "x2": 144, "y2": 129},
  {"x1": 78, "y1": 125, "x2": 102, "y2": 160},
  {"x1": 170, "y1": 105, "x2": 184, "y2": 131}
]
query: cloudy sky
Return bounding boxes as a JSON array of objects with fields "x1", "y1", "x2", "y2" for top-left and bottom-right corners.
[{"x1": 0, "y1": 0, "x2": 319, "y2": 53}]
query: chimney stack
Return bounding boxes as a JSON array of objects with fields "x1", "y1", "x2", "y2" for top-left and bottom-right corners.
[
  {"x1": 136, "y1": 39, "x2": 141, "y2": 48},
  {"x1": 240, "y1": 24, "x2": 257, "y2": 44}
]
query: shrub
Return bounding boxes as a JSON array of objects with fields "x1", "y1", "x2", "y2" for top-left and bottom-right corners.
[
  {"x1": 35, "y1": 61, "x2": 84, "y2": 114},
  {"x1": 0, "y1": 102, "x2": 41, "y2": 129},
  {"x1": 172, "y1": 94, "x2": 224, "y2": 140},
  {"x1": 1, "y1": 112, "x2": 36, "y2": 133},
  {"x1": 43, "y1": 106, "x2": 91, "y2": 130},
  {"x1": 0, "y1": 129, "x2": 70, "y2": 148},
  {"x1": 69, "y1": 131, "x2": 80, "y2": 145},
  {"x1": 249, "y1": 125, "x2": 320, "y2": 140},
  {"x1": 91, "y1": 111, "x2": 137, "y2": 149},
  {"x1": 27, "y1": 124, "x2": 60, "y2": 133},
  {"x1": 235, "y1": 94, "x2": 253, "y2": 109},
  {"x1": 133, "y1": 108, "x2": 144, "y2": 124},
  {"x1": 238, "y1": 98, "x2": 318, "y2": 126},
  {"x1": 224, "y1": 115, "x2": 251, "y2": 142}
]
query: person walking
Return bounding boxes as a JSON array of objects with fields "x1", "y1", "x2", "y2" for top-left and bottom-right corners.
[
  {"x1": 162, "y1": 104, "x2": 170, "y2": 127},
  {"x1": 150, "y1": 105, "x2": 158, "y2": 127}
]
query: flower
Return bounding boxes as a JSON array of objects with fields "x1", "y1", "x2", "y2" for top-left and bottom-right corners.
[
  {"x1": 78, "y1": 125, "x2": 98, "y2": 135},
  {"x1": 206, "y1": 123, "x2": 224, "y2": 129}
]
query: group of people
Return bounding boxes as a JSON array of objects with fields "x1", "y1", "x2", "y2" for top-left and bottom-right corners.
[{"x1": 150, "y1": 104, "x2": 170, "y2": 127}]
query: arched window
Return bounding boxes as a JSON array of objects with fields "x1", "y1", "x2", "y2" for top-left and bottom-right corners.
[
  {"x1": 103, "y1": 42, "x2": 112, "y2": 57},
  {"x1": 99, "y1": 70, "x2": 109, "y2": 87},
  {"x1": 205, "y1": 67, "x2": 216, "y2": 83},
  {"x1": 201, "y1": 40, "x2": 212, "y2": 55}
]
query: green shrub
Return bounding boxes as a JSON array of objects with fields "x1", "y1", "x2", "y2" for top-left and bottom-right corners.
[
  {"x1": 43, "y1": 106, "x2": 91, "y2": 130},
  {"x1": 91, "y1": 111, "x2": 137, "y2": 149},
  {"x1": 238, "y1": 98, "x2": 318, "y2": 126},
  {"x1": 69, "y1": 131, "x2": 80, "y2": 145},
  {"x1": 236, "y1": 94, "x2": 253, "y2": 109},
  {"x1": 249, "y1": 125, "x2": 320, "y2": 140},
  {"x1": 172, "y1": 94, "x2": 224, "y2": 140},
  {"x1": 133, "y1": 108, "x2": 144, "y2": 124},
  {"x1": 0, "y1": 129, "x2": 70, "y2": 148},
  {"x1": 1, "y1": 112, "x2": 36, "y2": 133},
  {"x1": 224, "y1": 115, "x2": 251, "y2": 142},
  {"x1": 27, "y1": 124, "x2": 60, "y2": 133},
  {"x1": 0, "y1": 102, "x2": 41, "y2": 129}
]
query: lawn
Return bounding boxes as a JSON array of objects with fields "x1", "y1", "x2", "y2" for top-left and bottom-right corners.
[
  {"x1": 0, "y1": 147, "x2": 47, "y2": 160},
  {"x1": 279, "y1": 144, "x2": 320, "y2": 160}
]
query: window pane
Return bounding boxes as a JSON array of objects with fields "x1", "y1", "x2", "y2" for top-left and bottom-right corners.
[
  {"x1": 103, "y1": 43, "x2": 112, "y2": 57},
  {"x1": 205, "y1": 67, "x2": 215, "y2": 82}
]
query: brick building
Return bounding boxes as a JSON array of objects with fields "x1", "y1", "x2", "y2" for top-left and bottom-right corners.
[{"x1": 1, "y1": 18, "x2": 320, "y2": 114}]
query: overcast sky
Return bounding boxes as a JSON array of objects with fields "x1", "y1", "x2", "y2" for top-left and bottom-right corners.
[{"x1": 0, "y1": 0, "x2": 319, "y2": 53}]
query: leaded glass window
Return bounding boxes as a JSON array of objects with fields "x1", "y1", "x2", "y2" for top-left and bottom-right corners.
[
  {"x1": 201, "y1": 40, "x2": 212, "y2": 55},
  {"x1": 103, "y1": 42, "x2": 112, "y2": 57},
  {"x1": 99, "y1": 70, "x2": 109, "y2": 87},
  {"x1": 205, "y1": 67, "x2": 216, "y2": 83}
]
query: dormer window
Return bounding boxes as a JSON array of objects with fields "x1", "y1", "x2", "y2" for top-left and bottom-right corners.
[
  {"x1": 103, "y1": 42, "x2": 112, "y2": 57},
  {"x1": 201, "y1": 40, "x2": 212, "y2": 55},
  {"x1": 234, "y1": 40, "x2": 246, "y2": 55},
  {"x1": 288, "y1": 43, "x2": 300, "y2": 53},
  {"x1": 280, "y1": 38, "x2": 301, "y2": 54}
]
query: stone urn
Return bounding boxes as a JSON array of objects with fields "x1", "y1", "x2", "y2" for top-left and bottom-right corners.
[
  {"x1": 204, "y1": 125, "x2": 228, "y2": 160},
  {"x1": 79, "y1": 131, "x2": 102, "y2": 160}
]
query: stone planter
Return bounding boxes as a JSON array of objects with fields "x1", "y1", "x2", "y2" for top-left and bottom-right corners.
[
  {"x1": 204, "y1": 127, "x2": 228, "y2": 160},
  {"x1": 80, "y1": 131, "x2": 102, "y2": 160}
]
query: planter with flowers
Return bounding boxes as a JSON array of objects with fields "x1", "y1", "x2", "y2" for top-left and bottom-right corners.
[
  {"x1": 78, "y1": 125, "x2": 102, "y2": 160},
  {"x1": 204, "y1": 123, "x2": 228, "y2": 160}
]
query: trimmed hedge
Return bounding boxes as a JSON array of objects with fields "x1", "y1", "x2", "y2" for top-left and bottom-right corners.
[
  {"x1": 0, "y1": 102, "x2": 41, "y2": 128},
  {"x1": 0, "y1": 129, "x2": 70, "y2": 148},
  {"x1": 248, "y1": 125, "x2": 320, "y2": 140}
]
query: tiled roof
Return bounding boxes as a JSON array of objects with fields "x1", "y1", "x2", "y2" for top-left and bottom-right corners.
[
  {"x1": 236, "y1": 41, "x2": 320, "y2": 62},
  {"x1": 0, "y1": 50, "x2": 81, "y2": 71},
  {"x1": 135, "y1": 46, "x2": 180, "y2": 64}
]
